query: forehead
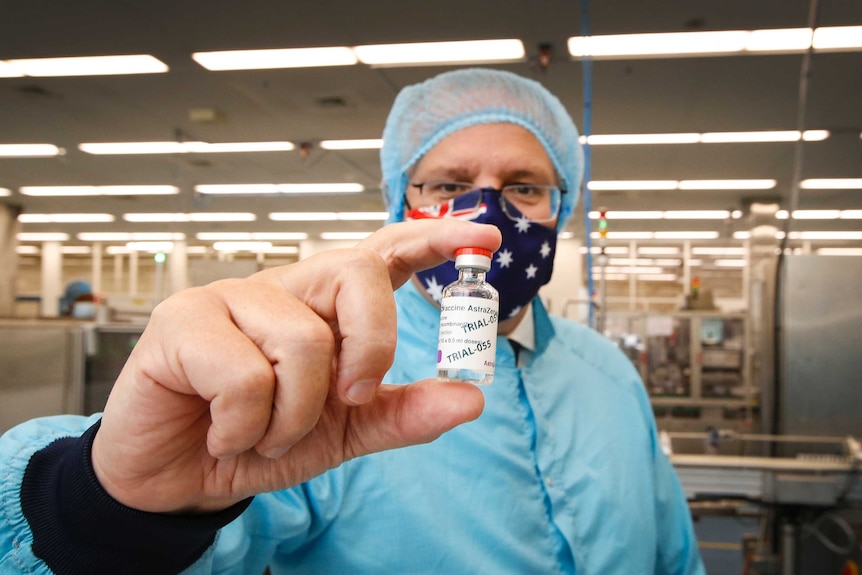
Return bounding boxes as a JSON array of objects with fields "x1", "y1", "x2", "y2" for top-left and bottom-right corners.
[{"x1": 411, "y1": 123, "x2": 555, "y2": 180}]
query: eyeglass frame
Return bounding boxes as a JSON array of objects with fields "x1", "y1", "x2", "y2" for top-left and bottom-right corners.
[{"x1": 407, "y1": 180, "x2": 567, "y2": 224}]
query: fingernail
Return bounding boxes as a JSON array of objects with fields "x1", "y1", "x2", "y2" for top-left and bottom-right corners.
[{"x1": 346, "y1": 379, "x2": 377, "y2": 405}]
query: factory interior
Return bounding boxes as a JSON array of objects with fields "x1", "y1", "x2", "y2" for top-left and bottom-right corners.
[{"x1": 1, "y1": 1, "x2": 861, "y2": 573}]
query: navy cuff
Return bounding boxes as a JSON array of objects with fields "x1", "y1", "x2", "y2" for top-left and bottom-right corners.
[{"x1": 21, "y1": 420, "x2": 253, "y2": 575}]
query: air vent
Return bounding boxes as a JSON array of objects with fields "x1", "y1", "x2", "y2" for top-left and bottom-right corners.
[
  {"x1": 315, "y1": 96, "x2": 348, "y2": 109},
  {"x1": 16, "y1": 84, "x2": 54, "y2": 98}
]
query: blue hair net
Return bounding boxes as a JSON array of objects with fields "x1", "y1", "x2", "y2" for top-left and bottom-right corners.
[{"x1": 380, "y1": 68, "x2": 583, "y2": 231}]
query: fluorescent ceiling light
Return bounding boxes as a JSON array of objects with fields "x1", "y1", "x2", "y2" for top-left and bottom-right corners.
[
  {"x1": 789, "y1": 231, "x2": 862, "y2": 240},
  {"x1": 16, "y1": 245, "x2": 40, "y2": 255},
  {"x1": 270, "y1": 212, "x2": 337, "y2": 221},
  {"x1": 592, "y1": 231, "x2": 654, "y2": 240},
  {"x1": 776, "y1": 209, "x2": 841, "y2": 220},
  {"x1": 78, "y1": 232, "x2": 186, "y2": 242},
  {"x1": 812, "y1": 26, "x2": 862, "y2": 51},
  {"x1": 196, "y1": 232, "x2": 308, "y2": 241},
  {"x1": 195, "y1": 183, "x2": 364, "y2": 195},
  {"x1": 0, "y1": 61, "x2": 23, "y2": 78},
  {"x1": 20, "y1": 185, "x2": 179, "y2": 196},
  {"x1": 692, "y1": 247, "x2": 745, "y2": 256},
  {"x1": 18, "y1": 213, "x2": 115, "y2": 223},
  {"x1": 817, "y1": 248, "x2": 862, "y2": 256},
  {"x1": 583, "y1": 133, "x2": 700, "y2": 145},
  {"x1": 195, "y1": 184, "x2": 278, "y2": 195},
  {"x1": 587, "y1": 179, "x2": 775, "y2": 191},
  {"x1": 567, "y1": 26, "x2": 860, "y2": 60},
  {"x1": 192, "y1": 47, "x2": 357, "y2": 70},
  {"x1": 841, "y1": 210, "x2": 862, "y2": 219},
  {"x1": 268, "y1": 211, "x2": 388, "y2": 221},
  {"x1": 569, "y1": 30, "x2": 751, "y2": 58},
  {"x1": 336, "y1": 212, "x2": 388, "y2": 221},
  {"x1": 593, "y1": 266, "x2": 665, "y2": 275},
  {"x1": 4, "y1": 54, "x2": 168, "y2": 77},
  {"x1": 320, "y1": 232, "x2": 373, "y2": 241},
  {"x1": 0, "y1": 188, "x2": 11, "y2": 197},
  {"x1": 582, "y1": 130, "x2": 829, "y2": 145},
  {"x1": 320, "y1": 139, "x2": 383, "y2": 150},
  {"x1": 800, "y1": 178, "x2": 862, "y2": 190},
  {"x1": 0, "y1": 144, "x2": 63, "y2": 157},
  {"x1": 655, "y1": 231, "x2": 721, "y2": 239},
  {"x1": 277, "y1": 183, "x2": 364, "y2": 193},
  {"x1": 591, "y1": 210, "x2": 731, "y2": 220},
  {"x1": 746, "y1": 28, "x2": 814, "y2": 52},
  {"x1": 664, "y1": 210, "x2": 731, "y2": 219},
  {"x1": 701, "y1": 130, "x2": 799, "y2": 143},
  {"x1": 79, "y1": 141, "x2": 295, "y2": 155},
  {"x1": 213, "y1": 241, "x2": 273, "y2": 252},
  {"x1": 17, "y1": 233, "x2": 70, "y2": 242},
  {"x1": 679, "y1": 179, "x2": 776, "y2": 190},
  {"x1": 608, "y1": 258, "x2": 681, "y2": 267},
  {"x1": 353, "y1": 39, "x2": 524, "y2": 66},
  {"x1": 713, "y1": 259, "x2": 747, "y2": 267},
  {"x1": 589, "y1": 210, "x2": 663, "y2": 219},
  {"x1": 638, "y1": 247, "x2": 680, "y2": 255},
  {"x1": 122, "y1": 213, "x2": 256, "y2": 223},
  {"x1": 588, "y1": 181, "x2": 677, "y2": 191},
  {"x1": 802, "y1": 130, "x2": 830, "y2": 141}
]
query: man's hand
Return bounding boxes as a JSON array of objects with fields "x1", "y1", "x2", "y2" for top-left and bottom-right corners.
[{"x1": 91, "y1": 220, "x2": 501, "y2": 513}]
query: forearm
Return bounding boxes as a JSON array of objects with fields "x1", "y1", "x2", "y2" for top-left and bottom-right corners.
[{"x1": 2, "y1": 417, "x2": 251, "y2": 575}]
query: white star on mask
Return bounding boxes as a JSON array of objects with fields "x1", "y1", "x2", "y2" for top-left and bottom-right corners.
[
  {"x1": 514, "y1": 215, "x2": 531, "y2": 233},
  {"x1": 508, "y1": 305, "x2": 522, "y2": 318},
  {"x1": 539, "y1": 241, "x2": 552, "y2": 258},
  {"x1": 424, "y1": 275, "x2": 444, "y2": 302},
  {"x1": 525, "y1": 263, "x2": 538, "y2": 279},
  {"x1": 496, "y1": 249, "x2": 514, "y2": 268}
]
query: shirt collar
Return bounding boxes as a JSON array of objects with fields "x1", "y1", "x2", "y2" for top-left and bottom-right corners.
[{"x1": 506, "y1": 302, "x2": 535, "y2": 352}]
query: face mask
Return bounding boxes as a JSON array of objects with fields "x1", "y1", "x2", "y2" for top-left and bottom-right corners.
[{"x1": 407, "y1": 188, "x2": 557, "y2": 320}]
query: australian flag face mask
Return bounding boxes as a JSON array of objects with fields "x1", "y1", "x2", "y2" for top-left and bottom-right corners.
[{"x1": 406, "y1": 187, "x2": 557, "y2": 320}]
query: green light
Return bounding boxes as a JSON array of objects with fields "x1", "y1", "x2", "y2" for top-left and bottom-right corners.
[
  {"x1": 598, "y1": 220, "x2": 608, "y2": 230},
  {"x1": 154, "y1": 252, "x2": 167, "y2": 264}
]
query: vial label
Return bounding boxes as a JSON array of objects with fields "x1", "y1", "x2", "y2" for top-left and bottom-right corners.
[{"x1": 437, "y1": 296, "x2": 498, "y2": 374}]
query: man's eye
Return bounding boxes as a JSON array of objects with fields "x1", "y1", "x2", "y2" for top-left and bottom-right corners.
[
  {"x1": 429, "y1": 182, "x2": 469, "y2": 194},
  {"x1": 508, "y1": 185, "x2": 543, "y2": 197}
]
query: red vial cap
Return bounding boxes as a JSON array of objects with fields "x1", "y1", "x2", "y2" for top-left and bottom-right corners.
[{"x1": 455, "y1": 247, "x2": 493, "y2": 258}]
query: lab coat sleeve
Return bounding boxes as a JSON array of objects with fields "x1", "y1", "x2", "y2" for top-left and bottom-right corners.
[{"x1": 0, "y1": 415, "x2": 253, "y2": 575}]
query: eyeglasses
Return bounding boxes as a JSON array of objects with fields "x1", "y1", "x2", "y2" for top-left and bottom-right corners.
[{"x1": 410, "y1": 180, "x2": 565, "y2": 223}]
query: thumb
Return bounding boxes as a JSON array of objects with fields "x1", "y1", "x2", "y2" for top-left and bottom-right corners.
[{"x1": 341, "y1": 380, "x2": 485, "y2": 459}]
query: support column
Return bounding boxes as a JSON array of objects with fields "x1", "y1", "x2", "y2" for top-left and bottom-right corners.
[
  {"x1": 113, "y1": 253, "x2": 124, "y2": 294},
  {"x1": 0, "y1": 205, "x2": 20, "y2": 316},
  {"x1": 41, "y1": 241, "x2": 63, "y2": 317},
  {"x1": 628, "y1": 240, "x2": 637, "y2": 311},
  {"x1": 129, "y1": 251, "x2": 139, "y2": 296},
  {"x1": 168, "y1": 241, "x2": 188, "y2": 296},
  {"x1": 91, "y1": 242, "x2": 103, "y2": 295}
]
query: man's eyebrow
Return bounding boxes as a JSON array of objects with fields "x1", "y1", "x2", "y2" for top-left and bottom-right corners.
[{"x1": 413, "y1": 166, "x2": 476, "y2": 181}]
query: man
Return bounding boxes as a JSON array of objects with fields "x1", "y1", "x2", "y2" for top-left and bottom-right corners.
[{"x1": 0, "y1": 69, "x2": 704, "y2": 574}]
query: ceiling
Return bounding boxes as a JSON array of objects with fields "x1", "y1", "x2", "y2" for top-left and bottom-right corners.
[{"x1": 2, "y1": 0, "x2": 861, "y2": 252}]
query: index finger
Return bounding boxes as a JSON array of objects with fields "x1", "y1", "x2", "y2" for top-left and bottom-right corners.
[{"x1": 359, "y1": 219, "x2": 502, "y2": 289}]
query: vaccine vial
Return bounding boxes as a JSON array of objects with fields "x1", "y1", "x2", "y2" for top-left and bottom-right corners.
[{"x1": 437, "y1": 247, "x2": 499, "y2": 385}]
